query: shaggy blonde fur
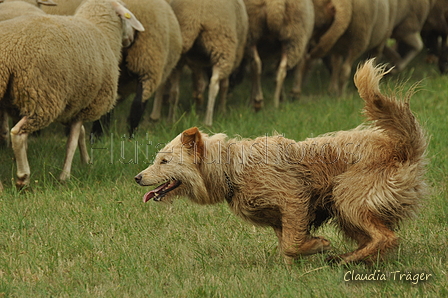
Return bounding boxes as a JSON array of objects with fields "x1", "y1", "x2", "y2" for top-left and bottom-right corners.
[{"x1": 135, "y1": 59, "x2": 428, "y2": 265}]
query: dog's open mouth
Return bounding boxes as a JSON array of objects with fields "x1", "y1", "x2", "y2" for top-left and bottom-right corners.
[{"x1": 143, "y1": 180, "x2": 182, "y2": 202}]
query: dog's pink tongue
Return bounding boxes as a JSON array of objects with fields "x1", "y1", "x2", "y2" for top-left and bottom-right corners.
[
  {"x1": 143, "y1": 191, "x2": 156, "y2": 203},
  {"x1": 142, "y1": 182, "x2": 169, "y2": 203}
]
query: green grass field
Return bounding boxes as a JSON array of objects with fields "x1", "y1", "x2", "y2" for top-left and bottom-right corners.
[{"x1": 1, "y1": 57, "x2": 447, "y2": 297}]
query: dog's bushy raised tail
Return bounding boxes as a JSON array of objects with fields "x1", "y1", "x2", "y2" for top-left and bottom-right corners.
[{"x1": 354, "y1": 59, "x2": 427, "y2": 162}]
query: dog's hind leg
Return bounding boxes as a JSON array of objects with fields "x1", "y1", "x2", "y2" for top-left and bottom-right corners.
[{"x1": 329, "y1": 213, "x2": 399, "y2": 265}]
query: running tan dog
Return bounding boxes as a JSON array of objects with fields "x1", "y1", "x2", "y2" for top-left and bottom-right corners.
[{"x1": 135, "y1": 59, "x2": 428, "y2": 265}]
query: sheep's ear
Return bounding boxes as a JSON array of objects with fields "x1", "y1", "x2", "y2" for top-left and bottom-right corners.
[
  {"x1": 181, "y1": 127, "x2": 204, "y2": 159},
  {"x1": 37, "y1": 0, "x2": 57, "y2": 6},
  {"x1": 111, "y1": 2, "x2": 145, "y2": 32}
]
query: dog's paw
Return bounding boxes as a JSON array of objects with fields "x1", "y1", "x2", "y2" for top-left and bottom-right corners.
[
  {"x1": 314, "y1": 236, "x2": 332, "y2": 253},
  {"x1": 325, "y1": 255, "x2": 347, "y2": 266}
]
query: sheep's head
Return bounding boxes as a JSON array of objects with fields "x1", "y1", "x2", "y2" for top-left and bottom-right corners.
[{"x1": 111, "y1": 1, "x2": 144, "y2": 47}]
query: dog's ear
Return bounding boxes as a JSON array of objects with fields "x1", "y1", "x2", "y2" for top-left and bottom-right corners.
[{"x1": 181, "y1": 127, "x2": 204, "y2": 159}]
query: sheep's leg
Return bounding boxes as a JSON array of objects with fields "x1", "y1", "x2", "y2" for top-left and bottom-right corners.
[
  {"x1": 338, "y1": 59, "x2": 354, "y2": 95},
  {"x1": 10, "y1": 117, "x2": 30, "y2": 189},
  {"x1": 250, "y1": 45, "x2": 263, "y2": 111},
  {"x1": 382, "y1": 45, "x2": 402, "y2": 66},
  {"x1": 90, "y1": 112, "x2": 111, "y2": 140},
  {"x1": 394, "y1": 32, "x2": 423, "y2": 72},
  {"x1": 290, "y1": 57, "x2": 309, "y2": 100},
  {"x1": 128, "y1": 81, "x2": 145, "y2": 135},
  {"x1": 78, "y1": 124, "x2": 90, "y2": 164},
  {"x1": 150, "y1": 84, "x2": 164, "y2": 122},
  {"x1": 438, "y1": 35, "x2": 448, "y2": 74},
  {"x1": 204, "y1": 66, "x2": 221, "y2": 126},
  {"x1": 192, "y1": 67, "x2": 207, "y2": 107},
  {"x1": 0, "y1": 110, "x2": 9, "y2": 147},
  {"x1": 273, "y1": 51, "x2": 288, "y2": 108},
  {"x1": 218, "y1": 77, "x2": 229, "y2": 113},
  {"x1": 328, "y1": 54, "x2": 343, "y2": 95},
  {"x1": 60, "y1": 121, "x2": 83, "y2": 181},
  {"x1": 168, "y1": 66, "x2": 181, "y2": 123}
]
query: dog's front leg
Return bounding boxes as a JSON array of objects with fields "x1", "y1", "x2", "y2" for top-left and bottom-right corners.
[
  {"x1": 272, "y1": 226, "x2": 294, "y2": 265},
  {"x1": 279, "y1": 207, "x2": 332, "y2": 261}
]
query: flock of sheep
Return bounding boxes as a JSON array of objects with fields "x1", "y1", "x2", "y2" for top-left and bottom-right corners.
[{"x1": 0, "y1": 0, "x2": 447, "y2": 192}]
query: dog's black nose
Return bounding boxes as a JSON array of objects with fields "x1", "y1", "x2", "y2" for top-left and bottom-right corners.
[{"x1": 134, "y1": 174, "x2": 142, "y2": 184}]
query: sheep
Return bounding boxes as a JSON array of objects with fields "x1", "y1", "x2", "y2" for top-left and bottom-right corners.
[
  {"x1": 39, "y1": 0, "x2": 183, "y2": 137},
  {"x1": 41, "y1": 0, "x2": 84, "y2": 15},
  {"x1": 290, "y1": 0, "x2": 335, "y2": 98},
  {"x1": 242, "y1": 0, "x2": 314, "y2": 108},
  {"x1": 167, "y1": 0, "x2": 248, "y2": 126},
  {"x1": 0, "y1": 0, "x2": 56, "y2": 21},
  {"x1": 0, "y1": 0, "x2": 144, "y2": 189},
  {"x1": 383, "y1": 0, "x2": 437, "y2": 74},
  {"x1": 0, "y1": 0, "x2": 56, "y2": 6},
  {"x1": 308, "y1": 0, "x2": 437, "y2": 96},
  {"x1": 118, "y1": 0, "x2": 182, "y2": 135},
  {"x1": 0, "y1": 0, "x2": 58, "y2": 148},
  {"x1": 307, "y1": 0, "x2": 395, "y2": 95},
  {"x1": 421, "y1": 0, "x2": 448, "y2": 74}
]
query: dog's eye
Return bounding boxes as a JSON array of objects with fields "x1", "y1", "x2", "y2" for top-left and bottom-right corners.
[{"x1": 160, "y1": 159, "x2": 168, "y2": 164}]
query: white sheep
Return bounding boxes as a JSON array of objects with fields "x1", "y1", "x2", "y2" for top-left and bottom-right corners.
[
  {"x1": 384, "y1": 0, "x2": 438, "y2": 73},
  {"x1": 0, "y1": 0, "x2": 57, "y2": 148},
  {"x1": 421, "y1": 0, "x2": 448, "y2": 73},
  {"x1": 307, "y1": 0, "x2": 393, "y2": 95},
  {"x1": 243, "y1": 0, "x2": 315, "y2": 109},
  {"x1": 116, "y1": 0, "x2": 182, "y2": 135},
  {"x1": 41, "y1": 0, "x2": 85, "y2": 15},
  {"x1": 0, "y1": 0, "x2": 56, "y2": 21},
  {"x1": 308, "y1": 0, "x2": 436, "y2": 95},
  {"x1": 39, "y1": 0, "x2": 183, "y2": 136},
  {"x1": 168, "y1": 0, "x2": 248, "y2": 126},
  {"x1": 0, "y1": 0, "x2": 144, "y2": 189}
]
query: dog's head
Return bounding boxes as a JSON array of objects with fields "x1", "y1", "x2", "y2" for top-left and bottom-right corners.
[{"x1": 135, "y1": 127, "x2": 207, "y2": 203}]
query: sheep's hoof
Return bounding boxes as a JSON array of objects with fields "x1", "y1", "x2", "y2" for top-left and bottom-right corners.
[
  {"x1": 289, "y1": 90, "x2": 301, "y2": 101},
  {"x1": 325, "y1": 255, "x2": 346, "y2": 266},
  {"x1": 59, "y1": 172, "x2": 71, "y2": 182},
  {"x1": 149, "y1": 114, "x2": 161, "y2": 122},
  {"x1": 253, "y1": 100, "x2": 263, "y2": 112},
  {"x1": 15, "y1": 175, "x2": 30, "y2": 191},
  {"x1": 0, "y1": 139, "x2": 9, "y2": 148}
]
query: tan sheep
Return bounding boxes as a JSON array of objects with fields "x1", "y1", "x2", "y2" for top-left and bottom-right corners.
[
  {"x1": 0, "y1": 0, "x2": 56, "y2": 21},
  {"x1": 309, "y1": 0, "x2": 437, "y2": 95},
  {"x1": 383, "y1": 0, "x2": 437, "y2": 73},
  {"x1": 0, "y1": 0, "x2": 56, "y2": 6},
  {"x1": 243, "y1": 0, "x2": 314, "y2": 108},
  {"x1": 39, "y1": 0, "x2": 183, "y2": 136},
  {"x1": 0, "y1": 0, "x2": 144, "y2": 189},
  {"x1": 0, "y1": 0, "x2": 57, "y2": 148},
  {"x1": 120, "y1": 0, "x2": 182, "y2": 134},
  {"x1": 308, "y1": 0, "x2": 394, "y2": 95},
  {"x1": 167, "y1": 0, "x2": 248, "y2": 126},
  {"x1": 421, "y1": 0, "x2": 448, "y2": 73},
  {"x1": 41, "y1": 0, "x2": 85, "y2": 15}
]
